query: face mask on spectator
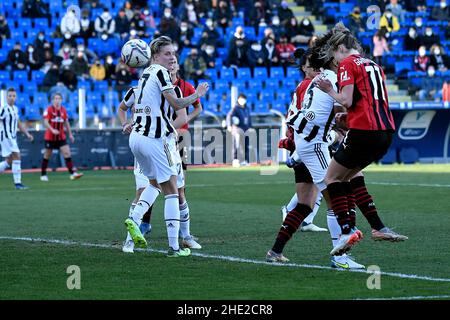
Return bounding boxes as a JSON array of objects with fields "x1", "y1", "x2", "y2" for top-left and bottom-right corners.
[
  {"x1": 181, "y1": 25, "x2": 188, "y2": 32},
  {"x1": 428, "y1": 68, "x2": 435, "y2": 76},
  {"x1": 164, "y1": 11, "x2": 171, "y2": 18},
  {"x1": 144, "y1": 10, "x2": 149, "y2": 15},
  {"x1": 28, "y1": 47, "x2": 34, "y2": 53},
  {"x1": 415, "y1": 20, "x2": 423, "y2": 27},
  {"x1": 101, "y1": 33, "x2": 108, "y2": 40},
  {"x1": 107, "y1": 57, "x2": 113, "y2": 64},
  {"x1": 187, "y1": 4, "x2": 194, "y2": 10},
  {"x1": 303, "y1": 19, "x2": 310, "y2": 26},
  {"x1": 64, "y1": 33, "x2": 71, "y2": 39},
  {"x1": 206, "y1": 19, "x2": 213, "y2": 27},
  {"x1": 419, "y1": 48, "x2": 426, "y2": 56},
  {"x1": 38, "y1": 34, "x2": 45, "y2": 41},
  {"x1": 408, "y1": 30, "x2": 416, "y2": 38},
  {"x1": 205, "y1": 47, "x2": 214, "y2": 55},
  {"x1": 425, "y1": 29, "x2": 433, "y2": 36},
  {"x1": 63, "y1": 47, "x2": 70, "y2": 53},
  {"x1": 238, "y1": 97, "x2": 247, "y2": 105},
  {"x1": 434, "y1": 48, "x2": 441, "y2": 55},
  {"x1": 251, "y1": 44, "x2": 262, "y2": 51},
  {"x1": 440, "y1": 1, "x2": 447, "y2": 8},
  {"x1": 385, "y1": 13, "x2": 392, "y2": 19}
]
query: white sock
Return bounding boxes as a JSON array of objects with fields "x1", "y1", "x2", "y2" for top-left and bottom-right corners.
[
  {"x1": 327, "y1": 209, "x2": 341, "y2": 247},
  {"x1": 129, "y1": 203, "x2": 137, "y2": 217},
  {"x1": 165, "y1": 194, "x2": 180, "y2": 251},
  {"x1": 303, "y1": 193, "x2": 322, "y2": 224},
  {"x1": 0, "y1": 161, "x2": 10, "y2": 173},
  {"x1": 12, "y1": 160, "x2": 21, "y2": 184},
  {"x1": 179, "y1": 201, "x2": 190, "y2": 239},
  {"x1": 131, "y1": 185, "x2": 160, "y2": 224},
  {"x1": 286, "y1": 193, "x2": 298, "y2": 211}
]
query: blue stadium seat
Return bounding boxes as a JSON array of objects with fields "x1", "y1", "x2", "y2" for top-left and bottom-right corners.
[
  {"x1": 34, "y1": 18, "x2": 48, "y2": 29},
  {"x1": 204, "y1": 68, "x2": 218, "y2": 80},
  {"x1": 93, "y1": 81, "x2": 109, "y2": 91},
  {"x1": 380, "y1": 148, "x2": 397, "y2": 164},
  {"x1": 220, "y1": 67, "x2": 235, "y2": 80},
  {"x1": 13, "y1": 70, "x2": 28, "y2": 82},
  {"x1": 399, "y1": 147, "x2": 419, "y2": 164},
  {"x1": 395, "y1": 61, "x2": 413, "y2": 77},
  {"x1": 259, "y1": 90, "x2": 275, "y2": 102},
  {"x1": 237, "y1": 67, "x2": 251, "y2": 80},
  {"x1": 254, "y1": 67, "x2": 268, "y2": 79},
  {"x1": 271, "y1": 101, "x2": 288, "y2": 113},
  {"x1": 33, "y1": 92, "x2": 48, "y2": 106},
  {"x1": 31, "y1": 70, "x2": 45, "y2": 85},
  {"x1": 18, "y1": 18, "x2": 32, "y2": 29},
  {"x1": 24, "y1": 104, "x2": 42, "y2": 121},
  {"x1": 208, "y1": 91, "x2": 223, "y2": 104},
  {"x1": 98, "y1": 103, "x2": 113, "y2": 119},
  {"x1": 17, "y1": 93, "x2": 30, "y2": 106},
  {"x1": 270, "y1": 67, "x2": 284, "y2": 78},
  {"x1": 277, "y1": 89, "x2": 292, "y2": 103},
  {"x1": 0, "y1": 70, "x2": 11, "y2": 82},
  {"x1": 216, "y1": 47, "x2": 228, "y2": 61},
  {"x1": 105, "y1": 91, "x2": 119, "y2": 105},
  {"x1": 232, "y1": 79, "x2": 247, "y2": 91},
  {"x1": 265, "y1": 78, "x2": 280, "y2": 91},
  {"x1": 0, "y1": 50, "x2": 7, "y2": 64},
  {"x1": 89, "y1": 92, "x2": 104, "y2": 104},
  {"x1": 214, "y1": 80, "x2": 229, "y2": 91},
  {"x1": 248, "y1": 78, "x2": 263, "y2": 91}
]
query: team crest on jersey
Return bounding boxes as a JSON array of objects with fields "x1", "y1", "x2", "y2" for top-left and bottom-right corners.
[
  {"x1": 144, "y1": 106, "x2": 151, "y2": 114},
  {"x1": 305, "y1": 111, "x2": 315, "y2": 121}
]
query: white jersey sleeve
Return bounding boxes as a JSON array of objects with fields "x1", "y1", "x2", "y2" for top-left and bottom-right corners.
[
  {"x1": 122, "y1": 87, "x2": 137, "y2": 108},
  {"x1": 155, "y1": 66, "x2": 174, "y2": 92}
]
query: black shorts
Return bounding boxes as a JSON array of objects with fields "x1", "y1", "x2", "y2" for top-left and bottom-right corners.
[
  {"x1": 45, "y1": 140, "x2": 68, "y2": 150},
  {"x1": 333, "y1": 129, "x2": 393, "y2": 169},
  {"x1": 294, "y1": 162, "x2": 313, "y2": 184}
]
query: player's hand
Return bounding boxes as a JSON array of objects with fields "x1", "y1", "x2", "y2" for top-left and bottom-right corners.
[
  {"x1": 27, "y1": 134, "x2": 34, "y2": 142},
  {"x1": 196, "y1": 83, "x2": 210, "y2": 98},
  {"x1": 316, "y1": 76, "x2": 333, "y2": 94},
  {"x1": 69, "y1": 134, "x2": 75, "y2": 143},
  {"x1": 122, "y1": 123, "x2": 133, "y2": 135}
]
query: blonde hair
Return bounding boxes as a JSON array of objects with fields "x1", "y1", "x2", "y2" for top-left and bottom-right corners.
[
  {"x1": 319, "y1": 22, "x2": 364, "y2": 61},
  {"x1": 149, "y1": 36, "x2": 172, "y2": 59}
]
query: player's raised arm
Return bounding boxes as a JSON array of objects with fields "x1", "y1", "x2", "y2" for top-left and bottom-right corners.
[{"x1": 163, "y1": 82, "x2": 209, "y2": 111}]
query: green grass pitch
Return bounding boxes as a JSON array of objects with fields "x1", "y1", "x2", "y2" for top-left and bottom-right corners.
[{"x1": 1, "y1": 164, "x2": 450, "y2": 300}]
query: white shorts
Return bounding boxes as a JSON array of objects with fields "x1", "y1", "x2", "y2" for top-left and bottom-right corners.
[
  {"x1": 133, "y1": 158, "x2": 185, "y2": 189},
  {"x1": 129, "y1": 131, "x2": 178, "y2": 185},
  {"x1": 294, "y1": 137, "x2": 331, "y2": 191},
  {"x1": 0, "y1": 138, "x2": 19, "y2": 157}
]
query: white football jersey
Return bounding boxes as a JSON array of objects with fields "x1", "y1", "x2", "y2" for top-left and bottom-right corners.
[
  {"x1": 287, "y1": 69, "x2": 338, "y2": 143},
  {"x1": 0, "y1": 104, "x2": 19, "y2": 140},
  {"x1": 132, "y1": 64, "x2": 176, "y2": 138}
]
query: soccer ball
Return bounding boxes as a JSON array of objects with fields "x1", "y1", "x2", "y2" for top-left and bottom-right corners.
[{"x1": 121, "y1": 39, "x2": 151, "y2": 68}]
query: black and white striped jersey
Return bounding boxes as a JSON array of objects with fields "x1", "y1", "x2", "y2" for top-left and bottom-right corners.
[
  {"x1": 286, "y1": 69, "x2": 338, "y2": 143},
  {"x1": 132, "y1": 64, "x2": 176, "y2": 138},
  {"x1": 0, "y1": 104, "x2": 19, "y2": 141}
]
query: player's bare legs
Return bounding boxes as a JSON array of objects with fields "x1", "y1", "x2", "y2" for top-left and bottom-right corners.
[{"x1": 60, "y1": 145, "x2": 83, "y2": 180}]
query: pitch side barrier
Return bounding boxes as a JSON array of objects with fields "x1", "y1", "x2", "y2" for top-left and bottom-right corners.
[{"x1": 14, "y1": 102, "x2": 450, "y2": 169}]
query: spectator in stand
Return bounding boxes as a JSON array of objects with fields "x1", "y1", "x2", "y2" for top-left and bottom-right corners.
[
  {"x1": 7, "y1": 43, "x2": 28, "y2": 71},
  {"x1": 348, "y1": 6, "x2": 365, "y2": 34},
  {"x1": 446, "y1": 21, "x2": 450, "y2": 39},
  {"x1": 414, "y1": 46, "x2": 430, "y2": 72},
  {"x1": 198, "y1": 31, "x2": 216, "y2": 50},
  {"x1": 33, "y1": 31, "x2": 46, "y2": 54},
  {"x1": 184, "y1": 48, "x2": 207, "y2": 83},
  {"x1": 104, "y1": 55, "x2": 116, "y2": 83},
  {"x1": 42, "y1": 63, "x2": 60, "y2": 90},
  {"x1": 60, "y1": 65, "x2": 78, "y2": 91},
  {"x1": 414, "y1": 16, "x2": 425, "y2": 35},
  {"x1": 430, "y1": 44, "x2": 449, "y2": 72},
  {"x1": 202, "y1": 18, "x2": 223, "y2": 48},
  {"x1": 379, "y1": 9, "x2": 400, "y2": 33},
  {"x1": 48, "y1": 81, "x2": 70, "y2": 103},
  {"x1": 416, "y1": 0, "x2": 427, "y2": 12},
  {"x1": 61, "y1": 32, "x2": 78, "y2": 50},
  {"x1": 404, "y1": 27, "x2": 423, "y2": 51},
  {"x1": 159, "y1": 7, "x2": 180, "y2": 41},
  {"x1": 90, "y1": 59, "x2": 106, "y2": 81},
  {"x1": 76, "y1": 43, "x2": 98, "y2": 65},
  {"x1": 249, "y1": 1, "x2": 271, "y2": 34},
  {"x1": 129, "y1": 10, "x2": 147, "y2": 38},
  {"x1": 79, "y1": 9, "x2": 94, "y2": 45},
  {"x1": 194, "y1": 0, "x2": 210, "y2": 19},
  {"x1": 418, "y1": 66, "x2": 444, "y2": 101},
  {"x1": 227, "y1": 27, "x2": 249, "y2": 68},
  {"x1": 297, "y1": 18, "x2": 315, "y2": 44},
  {"x1": 123, "y1": 1, "x2": 134, "y2": 20},
  {"x1": 58, "y1": 44, "x2": 74, "y2": 68},
  {"x1": 40, "y1": 42, "x2": 61, "y2": 74},
  {"x1": 180, "y1": 0, "x2": 199, "y2": 26},
  {"x1": 25, "y1": 44, "x2": 42, "y2": 71},
  {"x1": 261, "y1": 28, "x2": 276, "y2": 46},
  {"x1": 22, "y1": 0, "x2": 50, "y2": 19},
  {"x1": 94, "y1": 8, "x2": 116, "y2": 40},
  {"x1": 179, "y1": 21, "x2": 194, "y2": 49},
  {"x1": 284, "y1": 17, "x2": 300, "y2": 44},
  {"x1": 264, "y1": 35, "x2": 279, "y2": 67},
  {"x1": 386, "y1": 0, "x2": 405, "y2": 23},
  {"x1": 202, "y1": 44, "x2": 218, "y2": 69},
  {"x1": 275, "y1": 34, "x2": 295, "y2": 68},
  {"x1": 81, "y1": 0, "x2": 104, "y2": 10},
  {"x1": 115, "y1": 62, "x2": 132, "y2": 92},
  {"x1": 61, "y1": 8, "x2": 81, "y2": 37},
  {"x1": 373, "y1": 29, "x2": 390, "y2": 67},
  {"x1": 115, "y1": 9, "x2": 130, "y2": 41},
  {"x1": 214, "y1": 0, "x2": 233, "y2": 32},
  {"x1": 432, "y1": 0, "x2": 450, "y2": 21},
  {"x1": 140, "y1": 7, "x2": 155, "y2": 29},
  {"x1": 70, "y1": 50, "x2": 90, "y2": 80},
  {"x1": 278, "y1": 1, "x2": 294, "y2": 26},
  {"x1": 0, "y1": 15, "x2": 11, "y2": 49},
  {"x1": 269, "y1": 16, "x2": 286, "y2": 40},
  {"x1": 422, "y1": 27, "x2": 440, "y2": 50},
  {"x1": 247, "y1": 41, "x2": 269, "y2": 69}
]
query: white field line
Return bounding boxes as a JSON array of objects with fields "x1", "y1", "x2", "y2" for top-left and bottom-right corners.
[
  {"x1": 1, "y1": 236, "x2": 450, "y2": 284},
  {"x1": 355, "y1": 295, "x2": 450, "y2": 300},
  {"x1": 1, "y1": 181, "x2": 450, "y2": 193}
]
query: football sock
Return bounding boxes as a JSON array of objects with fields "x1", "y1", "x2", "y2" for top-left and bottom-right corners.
[
  {"x1": 0, "y1": 160, "x2": 10, "y2": 173},
  {"x1": 342, "y1": 182, "x2": 356, "y2": 228},
  {"x1": 11, "y1": 160, "x2": 22, "y2": 184},
  {"x1": 303, "y1": 193, "x2": 322, "y2": 225},
  {"x1": 327, "y1": 182, "x2": 352, "y2": 234},
  {"x1": 129, "y1": 203, "x2": 137, "y2": 217},
  {"x1": 179, "y1": 201, "x2": 190, "y2": 238},
  {"x1": 141, "y1": 205, "x2": 153, "y2": 224},
  {"x1": 351, "y1": 176, "x2": 385, "y2": 231},
  {"x1": 65, "y1": 157, "x2": 74, "y2": 174},
  {"x1": 12, "y1": 160, "x2": 21, "y2": 184},
  {"x1": 327, "y1": 209, "x2": 341, "y2": 247},
  {"x1": 41, "y1": 158, "x2": 49, "y2": 176},
  {"x1": 165, "y1": 194, "x2": 180, "y2": 251},
  {"x1": 272, "y1": 203, "x2": 312, "y2": 254},
  {"x1": 131, "y1": 185, "x2": 160, "y2": 224},
  {"x1": 286, "y1": 193, "x2": 298, "y2": 211}
]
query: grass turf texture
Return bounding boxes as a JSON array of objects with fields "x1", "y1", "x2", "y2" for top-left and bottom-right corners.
[{"x1": 1, "y1": 164, "x2": 449, "y2": 299}]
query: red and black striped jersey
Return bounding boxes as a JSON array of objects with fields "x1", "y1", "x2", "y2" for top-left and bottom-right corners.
[
  {"x1": 173, "y1": 78, "x2": 200, "y2": 130},
  {"x1": 43, "y1": 105, "x2": 68, "y2": 141},
  {"x1": 338, "y1": 54, "x2": 395, "y2": 131}
]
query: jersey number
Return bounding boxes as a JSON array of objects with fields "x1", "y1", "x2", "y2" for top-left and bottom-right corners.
[
  {"x1": 365, "y1": 65, "x2": 386, "y2": 101},
  {"x1": 137, "y1": 74, "x2": 150, "y2": 104}
]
